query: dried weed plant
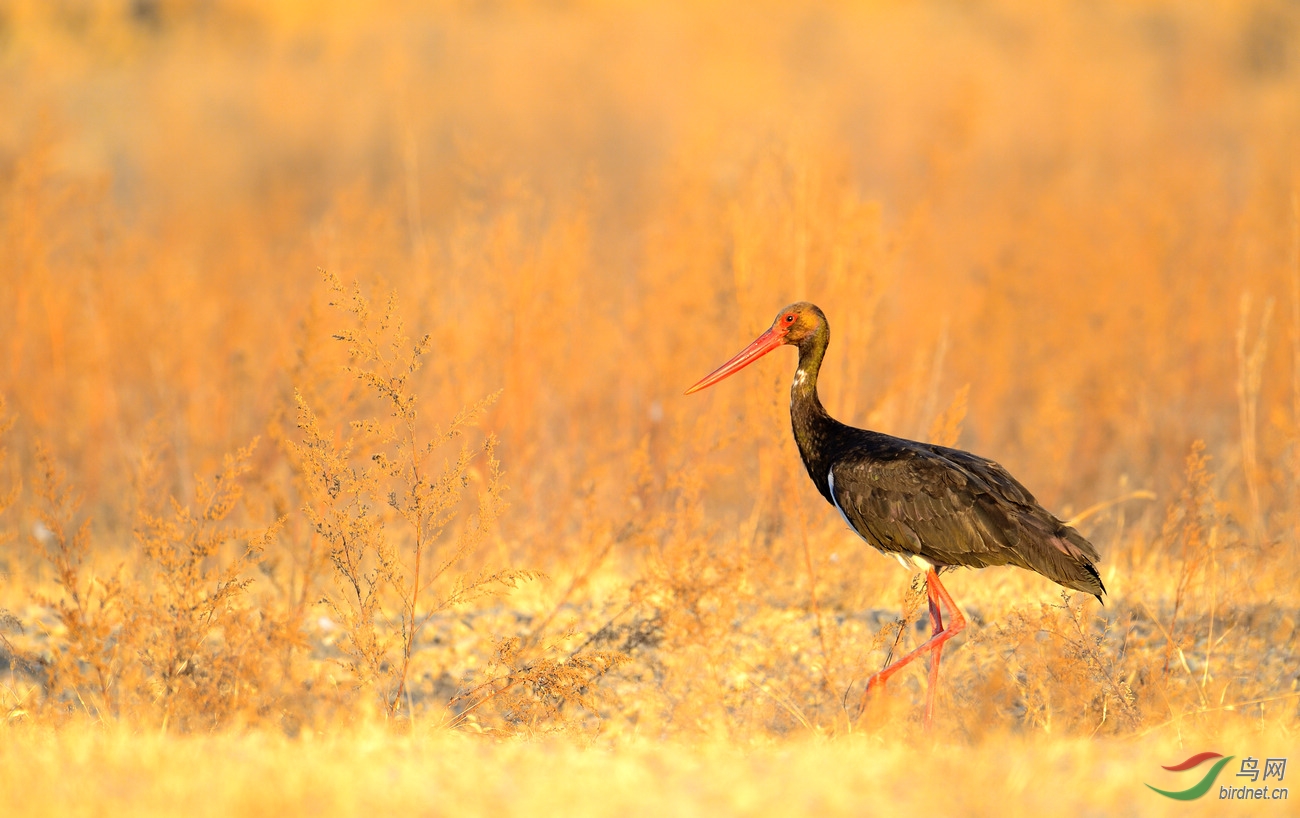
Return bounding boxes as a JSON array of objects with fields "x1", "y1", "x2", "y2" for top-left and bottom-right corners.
[
  {"x1": 29, "y1": 437, "x2": 293, "y2": 728},
  {"x1": 1159, "y1": 441, "x2": 1217, "y2": 683},
  {"x1": 292, "y1": 272, "x2": 534, "y2": 716},
  {"x1": 30, "y1": 443, "x2": 124, "y2": 720},
  {"x1": 127, "y1": 438, "x2": 289, "y2": 730}
]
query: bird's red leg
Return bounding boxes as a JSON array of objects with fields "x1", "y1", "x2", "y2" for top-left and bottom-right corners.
[
  {"x1": 861, "y1": 568, "x2": 967, "y2": 726},
  {"x1": 923, "y1": 578, "x2": 945, "y2": 728},
  {"x1": 928, "y1": 582, "x2": 945, "y2": 634}
]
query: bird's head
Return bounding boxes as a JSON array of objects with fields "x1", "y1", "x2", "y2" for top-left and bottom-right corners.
[
  {"x1": 685, "y1": 302, "x2": 826, "y2": 395},
  {"x1": 773, "y1": 301, "x2": 826, "y2": 345}
]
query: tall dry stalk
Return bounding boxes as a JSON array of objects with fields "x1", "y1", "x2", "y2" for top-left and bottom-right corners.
[
  {"x1": 1160, "y1": 440, "x2": 1215, "y2": 685},
  {"x1": 293, "y1": 272, "x2": 531, "y2": 715},
  {"x1": 1236, "y1": 292, "x2": 1273, "y2": 544},
  {"x1": 0, "y1": 399, "x2": 16, "y2": 542},
  {"x1": 928, "y1": 384, "x2": 971, "y2": 448}
]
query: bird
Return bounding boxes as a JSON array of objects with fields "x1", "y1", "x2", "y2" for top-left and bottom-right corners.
[{"x1": 685, "y1": 302, "x2": 1105, "y2": 727}]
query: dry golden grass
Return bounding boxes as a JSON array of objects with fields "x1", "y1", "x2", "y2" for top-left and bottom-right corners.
[
  {"x1": 1, "y1": 0, "x2": 1299, "y2": 814},
  {"x1": 0, "y1": 720, "x2": 1294, "y2": 818}
]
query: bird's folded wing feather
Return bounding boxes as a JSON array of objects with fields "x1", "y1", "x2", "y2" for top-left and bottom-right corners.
[{"x1": 827, "y1": 443, "x2": 1098, "y2": 570}]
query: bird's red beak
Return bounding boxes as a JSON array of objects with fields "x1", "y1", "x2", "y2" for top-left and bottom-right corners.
[{"x1": 685, "y1": 326, "x2": 786, "y2": 395}]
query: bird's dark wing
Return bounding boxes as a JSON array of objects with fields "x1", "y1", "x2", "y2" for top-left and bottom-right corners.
[{"x1": 826, "y1": 438, "x2": 1104, "y2": 597}]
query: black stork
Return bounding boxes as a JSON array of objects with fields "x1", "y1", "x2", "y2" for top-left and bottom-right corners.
[{"x1": 685, "y1": 302, "x2": 1105, "y2": 727}]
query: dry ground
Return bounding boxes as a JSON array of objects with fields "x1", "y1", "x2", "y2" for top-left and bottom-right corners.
[{"x1": 1, "y1": 0, "x2": 1298, "y2": 815}]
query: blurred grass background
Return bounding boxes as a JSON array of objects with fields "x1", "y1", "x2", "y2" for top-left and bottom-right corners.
[{"x1": 1, "y1": 0, "x2": 1298, "y2": 814}]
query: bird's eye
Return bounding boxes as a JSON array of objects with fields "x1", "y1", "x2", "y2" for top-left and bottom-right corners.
[{"x1": 785, "y1": 314, "x2": 795, "y2": 323}]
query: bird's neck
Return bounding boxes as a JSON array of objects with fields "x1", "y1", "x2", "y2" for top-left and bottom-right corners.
[
  {"x1": 790, "y1": 342, "x2": 827, "y2": 419},
  {"x1": 790, "y1": 328, "x2": 837, "y2": 503}
]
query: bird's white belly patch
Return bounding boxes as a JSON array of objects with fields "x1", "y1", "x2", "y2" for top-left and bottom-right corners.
[{"x1": 892, "y1": 552, "x2": 932, "y2": 571}]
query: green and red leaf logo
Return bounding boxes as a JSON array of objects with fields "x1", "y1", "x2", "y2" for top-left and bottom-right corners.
[{"x1": 1146, "y1": 752, "x2": 1234, "y2": 800}]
